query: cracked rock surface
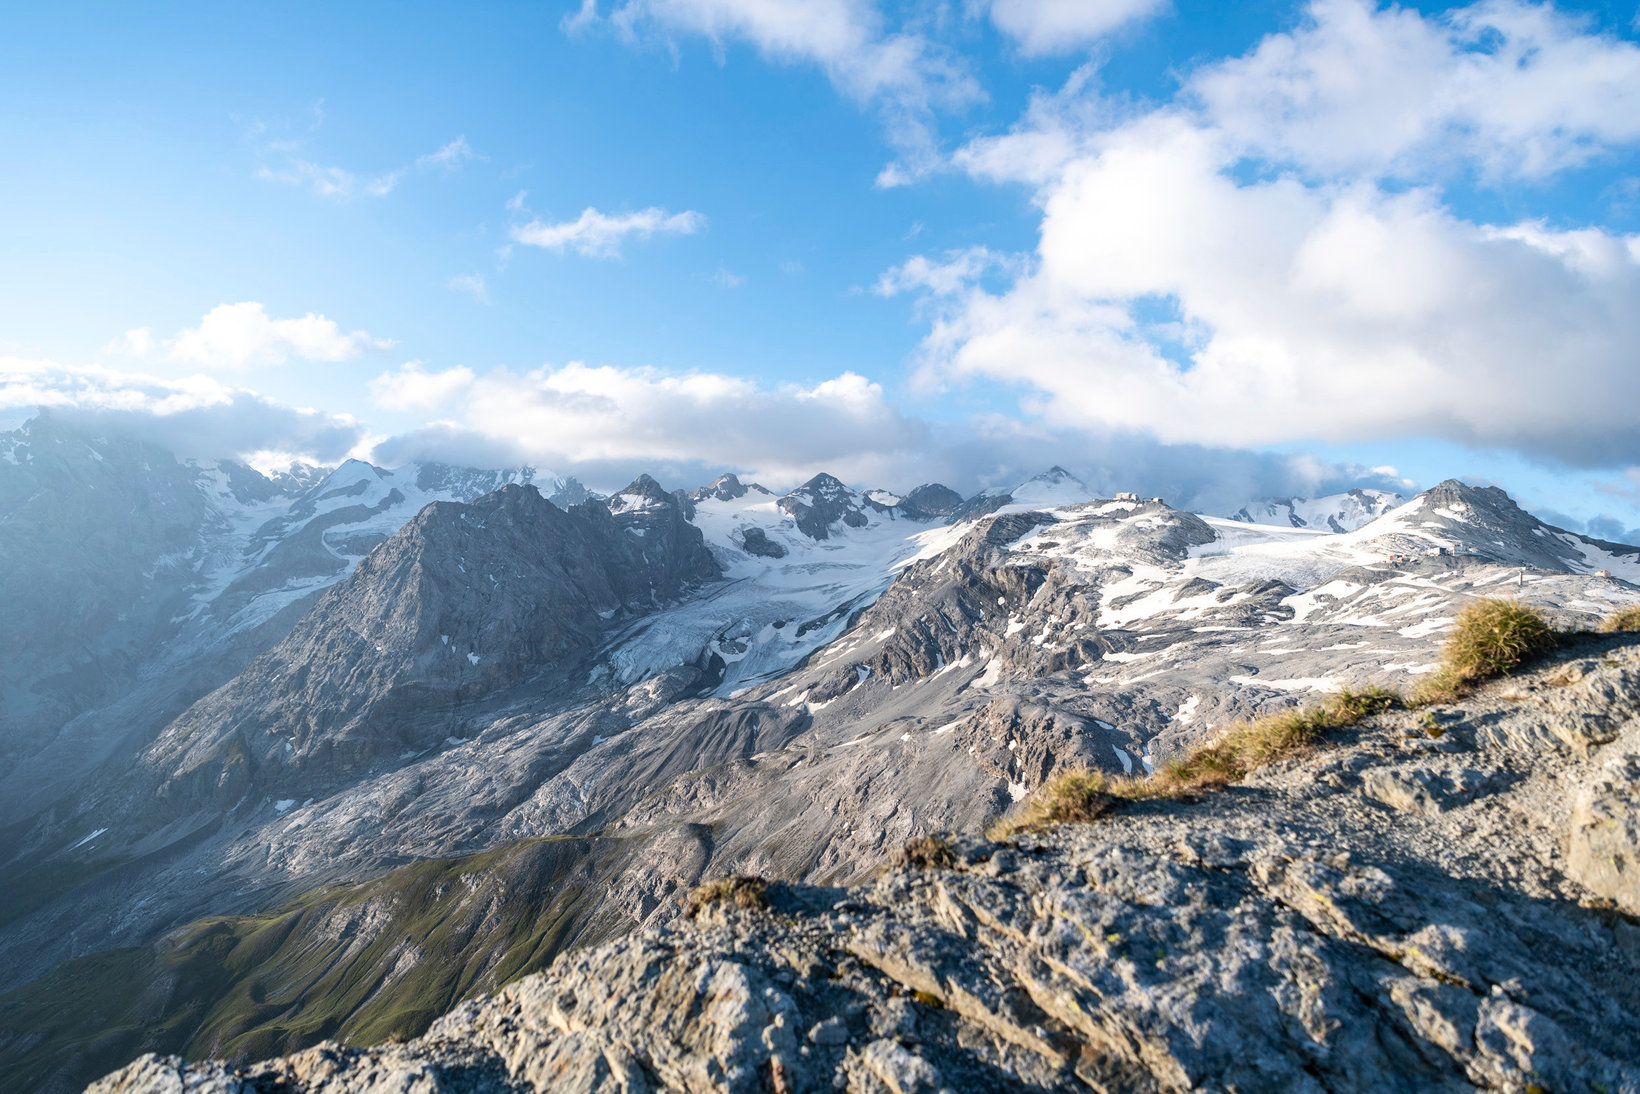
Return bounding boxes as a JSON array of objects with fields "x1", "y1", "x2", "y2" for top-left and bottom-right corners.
[{"x1": 94, "y1": 638, "x2": 1640, "y2": 1093}]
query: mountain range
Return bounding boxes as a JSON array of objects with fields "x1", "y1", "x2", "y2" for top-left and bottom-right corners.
[{"x1": 1, "y1": 413, "x2": 1637, "y2": 1093}]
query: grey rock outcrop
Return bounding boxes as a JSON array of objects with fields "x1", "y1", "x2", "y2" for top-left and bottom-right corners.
[
  {"x1": 778, "y1": 474, "x2": 872, "y2": 540},
  {"x1": 94, "y1": 636, "x2": 1640, "y2": 1094},
  {"x1": 136, "y1": 483, "x2": 720, "y2": 810},
  {"x1": 894, "y1": 483, "x2": 963, "y2": 520},
  {"x1": 1569, "y1": 748, "x2": 1640, "y2": 913},
  {"x1": 690, "y1": 473, "x2": 773, "y2": 505},
  {"x1": 738, "y1": 526, "x2": 787, "y2": 558},
  {"x1": 0, "y1": 413, "x2": 209, "y2": 760}
]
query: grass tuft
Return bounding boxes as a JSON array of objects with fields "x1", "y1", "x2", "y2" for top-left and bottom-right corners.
[
  {"x1": 990, "y1": 687, "x2": 1402, "y2": 838},
  {"x1": 895, "y1": 834, "x2": 957, "y2": 870},
  {"x1": 1599, "y1": 604, "x2": 1640, "y2": 634},
  {"x1": 684, "y1": 875, "x2": 769, "y2": 918},
  {"x1": 1415, "y1": 598, "x2": 1558, "y2": 703}
]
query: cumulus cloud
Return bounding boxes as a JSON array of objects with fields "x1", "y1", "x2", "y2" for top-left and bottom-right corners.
[
  {"x1": 988, "y1": 0, "x2": 1166, "y2": 55},
  {"x1": 898, "y1": 0, "x2": 1640, "y2": 470},
  {"x1": 874, "y1": 246, "x2": 1020, "y2": 298},
  {"x1": 3, "y1": 349, "x2": 1422, "y2": 516},
  {"x1": 0, "y1": 356, "x2": 365, "y2": 463},
  {"x1": 1192, "y1": 0, "x2": 1640, "y2": 180},
  {"x1": 359, "y1": 358, "x2": 1410, "y2": 511},
  {"x1": 168, "y1": 302, "x2": 393, "y2": 370},
  {"x1": 510, "y1": 206, "x2": 705, "y2": 257},
  {"x1": 369, "y1": 362, "x2": 477, "y2": 411},
  {"x1": 414, "y1": 362, "x2": 922, "y2": 484},
  {"x1": 572, "y1": 0, "x2": 982, "y2": 183}
]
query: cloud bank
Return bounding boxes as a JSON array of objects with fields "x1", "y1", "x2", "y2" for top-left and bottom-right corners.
[
  {"x1": 114, "y1": 302, "x2": 393, "y2": 371},
  {"x1": 888, "y1": 0, "x2": 1640, "y2": 470},
  {"x1": 0, "y1": 356, "x2": 365, "y2": 463},
  {"x1": 360, "y1": 358, "x2": 1411, "y2": 514}
]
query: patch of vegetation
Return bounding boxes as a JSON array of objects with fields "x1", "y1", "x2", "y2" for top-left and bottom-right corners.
[
  {"x1": 1158, "y1": 686, "x2": 1403, "y2": 790},
  {"x1": 684, "y1": 875, "x2": 769, "y2": 917},
  {"x1": 1599, "y1": 604, "x2": 1640, "y2": 633},
  {"x1": 992, "y1": 687, "x2": 1402, "y2": 838},
  {"x1": 1415, "y1": 598, "x2": 1559, "y2": 703},
  {"x1": 0, "y1": 835, "x2": 626, "y2": 1094},
  {"x1": 894, "y1": 834, "x2": 956, "y2": 870}
]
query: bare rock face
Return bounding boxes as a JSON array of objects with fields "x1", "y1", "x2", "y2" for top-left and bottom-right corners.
[
  {"x1": 0, "y1": 414, "x2": 208, "y2": 758},
  {"x1": 137, "y1": 483, "x2": 721, "y2": 809},
  {"x1": 778, "y1": 473, "x2": 871, "y2": 540},
  {"x1": 893, "y1": 483, "x2": 962, "y2": 520},
  {"x1": 92, "y1": 638, "x2": 1640, "y2": 1094},
  {"x1": 738, "y1": 526, "x2": 786, "y2": 559},
  {"x1": 688, "y1": 473, "x2": 773, "y2": 505},
  {"x1": 1569, "y1": 748, "x2": 1640, "y2": 913}
]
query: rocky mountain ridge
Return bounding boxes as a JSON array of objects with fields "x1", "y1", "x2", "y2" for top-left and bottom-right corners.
[
  {"x1": 91, "y1": 631, "x2": 1640, "y2": 1093},
  {"x1": 1230, "y1": 487, "x2": 1406, "y2": 532},
  {"x1": 4, "y1": 420, "x2": 1640, "y2": 1093}
]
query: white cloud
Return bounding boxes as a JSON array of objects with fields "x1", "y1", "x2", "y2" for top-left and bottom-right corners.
[
  {"x1": 712, "y1": 266, "x2": 746, "y2": 287},
  {"x1": 448, "y1": 274, "x2": 491, "y2": 304},
  {"x1": 416, "y1": 135, "x2": 476, "y2": 171},
  {"x1": 577, "y1": 0, "x2": 982, "y2": 183},
  {"x1": 874, "y1": 247, "x2": 1019, "y2": 297},
  {"x1": 988, "y1": 0, "x2": 1166, "y2": 55},
  {"x1": 362, "y1": 359, "x2": 1423, "y2": 515},
  {"x1": 360, "y1": 359, "x2": 1417, "y2": 511},
  {"x1": 1, "y1": 351, "x2": 1426, "y2": 516},
  {"x1": 369, "y1": 363, "x2": 477, "y2": 411},
  {"x1": 1192, "y1": 0, "x2": 1640, "y2": 179},
  {"x1": 506, "y1": 189, "x2": 529, "y2": 212},
  {"x1": 372, "y1": 360, "x2": 927, "y2": 484},
  {"x1": 0, "y1": 356, "x2": 365, "y2": 462},
  {"x1": 168, "y1": 303, "x2": 393, "y2": 370},
  {"x1": 898, "y1": 0, "x2": 1640, "y2": 469},
  {"x1": 257, "y1": 134, "x2": 478, "y2": 201},
  {"x1": 257, "y1": 160, "x2": 380, "y2": 200},
  {"x1": 510, "y1": 206, "x2": 705, "y2": 257},
  {"x1": 105, "y1": 327, "x2": 155, "y2": 358}
]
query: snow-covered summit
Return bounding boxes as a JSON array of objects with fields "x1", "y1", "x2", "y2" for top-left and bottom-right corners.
[
  {"x1": 1229, "y1": 488, "x2": 1404, "y2": 533},
  {"x1": 608, "y1": 474, "x2": 675, "y2": 515},
  {"x1": 687, "y1": 473, "x2": 772, "y2": 504}
]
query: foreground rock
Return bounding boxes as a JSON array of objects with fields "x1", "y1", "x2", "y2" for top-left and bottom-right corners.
[{"x1": 94, "y1": 637, "x2": 1640, "y2": 1093}]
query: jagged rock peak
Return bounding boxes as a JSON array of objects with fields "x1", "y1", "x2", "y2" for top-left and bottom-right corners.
[
  {"x1": 687, "y1": 472, "x2": 772, "y2": 504},
  {"x1": 897, "y1": 482, "x2": 963, "y2": 519},
  {"x1": 1421, "y1": 477, "x2": 1522, "y2": 516},
  {"x1": 460, "y1": 480, "x2": 541, "y2": 513},
  {"x1": 778, "y1": 473, "x2": 869, "y2": 540},
  {"x1": 91, "y1": 638, "x2": 1640, "y2": 1094},
  {"x1": 609, "y1": 473, "x2": 676, "y2": 513},
  {"x1": 790, "y1": 472, "x2": 852, "y2": 501},
  {"x1": 1034, "y1": 465, "x2": 1080, "y2": 484}
]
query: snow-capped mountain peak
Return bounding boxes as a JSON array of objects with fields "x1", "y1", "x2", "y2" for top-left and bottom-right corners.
[
  {"x1": 687, "y1": 473, "x2": 772, "y2": 504},
  {"x1": 1229, "y1": 488, "x2": 1405, "y2": 533}
]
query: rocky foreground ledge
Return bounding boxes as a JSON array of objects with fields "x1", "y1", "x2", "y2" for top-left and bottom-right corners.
[{"x1": 93, "y1": 637, "x2": 1640, "y2": 1094}]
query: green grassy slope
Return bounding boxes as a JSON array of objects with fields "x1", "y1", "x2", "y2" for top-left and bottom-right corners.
[{"x1": 0, "y1": 834, "x2": 644, "y2": 1094}]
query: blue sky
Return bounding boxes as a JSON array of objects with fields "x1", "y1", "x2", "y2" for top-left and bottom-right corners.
[{"x1": 3, "y1": 0, "x2": 1639, "y2": 534}]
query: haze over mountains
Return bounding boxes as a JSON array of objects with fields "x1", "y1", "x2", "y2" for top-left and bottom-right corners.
[{"x1": 1, "y1": 412, "x2": 1638, "y2": 1092}]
